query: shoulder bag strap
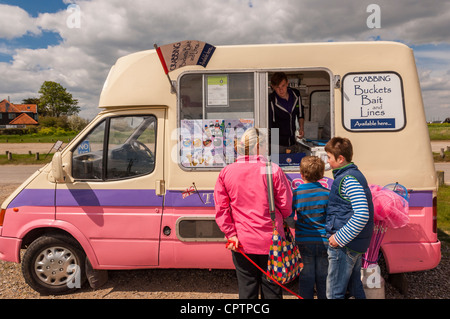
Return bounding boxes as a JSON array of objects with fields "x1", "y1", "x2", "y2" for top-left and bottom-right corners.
[{"x1": 266, "y1": 161, "x2": 276, "y2": 221}]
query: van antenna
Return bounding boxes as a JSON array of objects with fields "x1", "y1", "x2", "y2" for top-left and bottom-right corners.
[{"x1": 154, "y1": 44, "x2": 177, "y2": 94}]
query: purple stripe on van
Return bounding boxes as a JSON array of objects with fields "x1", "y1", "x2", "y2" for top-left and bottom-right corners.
[
  {"x1": 7, "y1": 187, "x2": 433, "y2": 209},
  {"x1": 165, "y1": 190, "x2": 215, "y2": 207},
  {"x1": 408, "y1": 191, "x2": 433, "y2": 208},
  {"x1": 8, "y1": 189, "x2": 163, "y2": 208},
  {"x1": 8, "y1": 189, "x2": 55, "y2": 208},
  {"x1": 55, "y1": 189, "x2": 163, "y2": 206}
]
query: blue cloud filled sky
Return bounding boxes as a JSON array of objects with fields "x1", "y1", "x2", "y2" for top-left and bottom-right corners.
[
  {"x1": 0, "y1": 0, "x2": 449, "y2": 121},
  {"x1": 2, "y1": 0, "x2": 68, "y2": 16}
]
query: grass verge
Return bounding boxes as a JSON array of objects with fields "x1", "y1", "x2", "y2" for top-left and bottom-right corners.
[
  {"x1": 0, "y1": 135, "x2": 75, "y2": 143},
  {"x1": 0, "y1": 153, "x2": 53, "y2": 165},
  {"x1": 433, "y1": 150, "x2": 450, "y2": 162},
  {"x1": 428, "y1": 123, "x2": 450, "y2": 140},
  {"x1": 437, "y1": 185, "x2": 450, "y2": 242}
]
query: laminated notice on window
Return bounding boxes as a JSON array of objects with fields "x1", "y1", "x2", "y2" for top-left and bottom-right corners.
[
  {"x1": 207, "y1": 75, "x2": 228, "y2": 106},
  {"x1": 342, "y1": 72, "x2": 405, "y2": 131}
]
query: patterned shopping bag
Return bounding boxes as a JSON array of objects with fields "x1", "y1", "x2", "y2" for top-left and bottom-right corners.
[
  {"x1": 267, "y1": 223, "x2": 303, "y2": 284},
  {"x1": 265, "y1": 160, "x2": 303, "y2": 284}
]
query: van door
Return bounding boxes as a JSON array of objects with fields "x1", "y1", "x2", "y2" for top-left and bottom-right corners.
[{"x1": 56, "y1": 109, "x2": 165, "y2": 268}]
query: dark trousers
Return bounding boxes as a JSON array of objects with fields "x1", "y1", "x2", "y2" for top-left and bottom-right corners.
[
  {"x1": 232, "y1": 251, "x2": 282, "y2": 299},
  {"x1": 297, "y1": 243, "x2": 329, "y2": 299}
]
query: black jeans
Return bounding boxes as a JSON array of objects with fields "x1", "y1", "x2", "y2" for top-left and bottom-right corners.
[{"x1": 232, "y1": 251, "x2": 282, "y2": 299}]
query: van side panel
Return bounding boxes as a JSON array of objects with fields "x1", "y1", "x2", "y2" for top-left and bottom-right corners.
[
  {"x1": 159, "y1": 209, "x2": 234, "y2": 269},
  {"x1": 56, "y1": 188, "x2": 163, "y2": 268},
  {"x1": 3, "y1": 188, "x2": 55, "y2": 239},
  {"x1": 381, "y1": 190, "x2": 440, "y2": 273},
  {"x1": 382, "y1": 240, "x2": 441, "y2": 273},
  {"x1": 159, "y1": 190, "x2": 234, "y2": 269}
]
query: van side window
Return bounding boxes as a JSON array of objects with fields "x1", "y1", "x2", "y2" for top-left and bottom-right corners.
[
  {"x1": 180, "y1": 73, "x2": 254, "y2": 120},
  {"x1": 72, "y1": 121, "x2": 105, "y2": 180},
  {"x1": 179, "y1": 72, "x2": 255, "y2": 168},
  {"x1": 72, "y1": 115, "x2": 156, "y2": 180},
  {"x1": 107, "y1": 116, "x2": 156, "y2": 179}
]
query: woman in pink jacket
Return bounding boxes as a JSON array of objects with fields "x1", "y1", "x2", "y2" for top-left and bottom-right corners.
[{"x1": 214, "y1": 127, "x2": 293, "y2": 299}]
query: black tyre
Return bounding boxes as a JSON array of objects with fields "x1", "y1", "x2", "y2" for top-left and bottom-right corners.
[{"x1": 22, "y1": 235, "x2": 87, "y2": 295}]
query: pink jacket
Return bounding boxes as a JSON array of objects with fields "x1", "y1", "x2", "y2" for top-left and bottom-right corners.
[{"x1": 214, "y1": 155, "x2": 293, "y2": 255}]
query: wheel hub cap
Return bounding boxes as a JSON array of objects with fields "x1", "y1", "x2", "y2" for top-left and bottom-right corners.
[{"x1": 34, "y1": 247, "x2": 79, "y2": 286}]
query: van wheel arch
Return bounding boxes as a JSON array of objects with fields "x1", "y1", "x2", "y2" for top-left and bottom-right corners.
[
  {"x1": 21, "y1": 227, "x2": 95, "y2": 265},
  {"x1": 21, "y1": 228, "x2": 80, "y2": 249}
]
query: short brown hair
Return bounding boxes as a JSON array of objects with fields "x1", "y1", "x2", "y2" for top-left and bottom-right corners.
[
  {"x1": 300, "y1": 156, "x2": 325, "y2": 182},
  {"x1": 270, "y1": 72, "x2": 288, "y2": 86},
  {"x1": 324, "y1": 137, "x2": 353, "y2": 162}
]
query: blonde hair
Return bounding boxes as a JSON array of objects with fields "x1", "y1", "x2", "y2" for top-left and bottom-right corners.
[{"x1": 237, "y1": 127, "x2": 266, "y2": 156}]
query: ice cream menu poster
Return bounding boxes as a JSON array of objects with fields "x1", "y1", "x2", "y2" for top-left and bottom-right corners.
[{"x1": 180, "y1": 119, "x2": 254, "y2": 167}]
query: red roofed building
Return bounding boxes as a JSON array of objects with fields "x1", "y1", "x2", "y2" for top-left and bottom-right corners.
[
  {"x1": 9, "y1": 113, "x2": 38, "y2": 125},
  {"x1": 0, "y1": 99, "x2": 39, "y2": 128}
]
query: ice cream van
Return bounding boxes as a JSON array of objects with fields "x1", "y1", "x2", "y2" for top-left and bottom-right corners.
[{"x1": 0, "y1": 41, "x2": 440, "y2": 294}]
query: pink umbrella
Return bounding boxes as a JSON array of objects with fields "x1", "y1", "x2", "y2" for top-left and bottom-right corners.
[
  {"x1": 363, "y1": 183, "x2": 409, "y2": 268},
  {"x1": 370, "y1": 183, "x2": 409, "y2": 229},
  {"x1": 362, "y1": 221, "x2": 387, "y2": 268}
]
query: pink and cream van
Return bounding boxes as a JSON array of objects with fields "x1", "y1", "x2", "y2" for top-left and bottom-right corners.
[{"x1": 0, "y1": 41, "x2": 440, "y2": 294}]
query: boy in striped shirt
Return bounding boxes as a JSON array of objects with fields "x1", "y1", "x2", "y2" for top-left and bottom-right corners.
[
  {"x1": 324, "y1": 137, "x2": 374, "y2": 299},
  {"x1": 291, "y1": 156, "x2": 330, "y2": 299}
]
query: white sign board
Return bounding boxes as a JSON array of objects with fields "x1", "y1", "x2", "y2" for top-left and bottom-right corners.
[
  {"x1": 52, "y1": 140, "x2": 64, "y2": 151},
  {"x1": 342, "y1": 72, "x2": 405, "y2": 131}
]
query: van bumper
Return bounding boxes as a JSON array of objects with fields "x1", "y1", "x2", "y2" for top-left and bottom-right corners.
[
  {"x1": 382, "y1": 240, "x2": 441, "y2": 274},
  {"x1": 0, "y1": 236, "x2": 21, "y2": 263}
]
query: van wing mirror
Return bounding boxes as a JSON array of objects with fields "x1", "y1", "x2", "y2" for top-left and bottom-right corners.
[{"x1": 51, "y1": 152, "x2": 65, "y2": 183}]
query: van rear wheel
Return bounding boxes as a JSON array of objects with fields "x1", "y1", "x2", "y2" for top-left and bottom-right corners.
[{"x1": 22, "y1": 235, "x2": 86, "y2": 295}]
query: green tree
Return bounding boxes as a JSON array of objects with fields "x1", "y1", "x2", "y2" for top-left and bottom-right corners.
[
  {"x1": 68, "y1": 115, "x2": 89, "y2": 131},
  {"x1": 38, "y1": 81, "x2": 80, "y2": 117},
  {"x1": 22, "y1": 97, "x2": 40, "y2": 105}
]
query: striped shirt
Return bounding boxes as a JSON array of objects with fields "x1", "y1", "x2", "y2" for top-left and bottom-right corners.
[
  {"x1": 334, "y1": 175, "x2": 370, "y2": 247},
  {"x1": 291, "y1": 182, "x2": 330, "y2": 244}
]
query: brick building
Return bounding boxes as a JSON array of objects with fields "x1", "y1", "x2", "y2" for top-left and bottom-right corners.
[{"x1": 0, "y1": 99, "x2": 38, "y2": 128}]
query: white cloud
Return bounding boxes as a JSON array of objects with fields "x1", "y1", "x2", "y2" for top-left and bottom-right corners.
[
  {"x1": 0, "y1": 4, "x2": 40, "y2": 39},
  {"x1": 0, "y1": 0, "x2": 449, "y2": 121},
  {"x1": 0, "y1": 43, "x2": 15, "y2": 56}
]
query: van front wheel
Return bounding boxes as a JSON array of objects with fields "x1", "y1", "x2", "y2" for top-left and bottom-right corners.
[{"x1": 22, "y1": 235, "x2": 87, "y2": 295}]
